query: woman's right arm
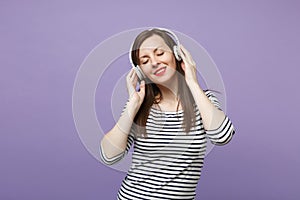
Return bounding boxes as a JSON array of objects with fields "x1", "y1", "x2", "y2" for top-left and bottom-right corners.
[
  {"x1": 100, "y1": 68, "x2": 145, "y2": 162},
  {"x1": 100, "y1": 99, "x2": 139, "y2": 160}
]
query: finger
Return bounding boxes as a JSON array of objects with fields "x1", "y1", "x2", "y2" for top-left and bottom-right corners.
[
  {"x1": 129, "y1": 68, "x2": 135, "y2": 77},
  {"x1": 127, "y1": 69, "x2": 136, "y2": 89},
  {"x1": 180, "y1": 45, "x2": 195, "y2": 66},
  {"x1": 179, "y1": 46, "x2": 188, "y2": 63},
  {"x1": 140, "y1": 80, "x2": 145, "y2": 89},
  {"x1": 132, "y1": 73, "x2": 138, "y2": 86},
  {"x1": 180, "y1": 45, "x2": 191, "y2": 57},
  {"x1": 127, "y1": 68, "x2": 134, "y2": 82},
  {"x1": 133, "y1": 74, "x2": 138, "y2": 83},
  {"x1": 130, "y1": 72, "x2": 138, "y2": 89},
  {"x1": 179, "y1": 45, "x2": 192, "y2": 65},
  {"x1": 129, "y1": 69, "x2": 137, "y2": 81},
  {"x1": 138, "y1": 80, "x2": 146, "y2": 97}
]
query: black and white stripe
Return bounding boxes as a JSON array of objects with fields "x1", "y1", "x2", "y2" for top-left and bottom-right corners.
[{"x1": 100, "y1": 90, "x2": 235, "y2": 200}]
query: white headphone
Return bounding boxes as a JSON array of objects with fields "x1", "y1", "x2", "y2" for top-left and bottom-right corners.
[{"x1": 129, "y1": 27, "x2": 182, "y2": 81}]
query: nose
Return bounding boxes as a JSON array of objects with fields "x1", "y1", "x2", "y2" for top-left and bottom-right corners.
[{"x1": 150, "y1": 56, "x2": 159, "y2": 68}]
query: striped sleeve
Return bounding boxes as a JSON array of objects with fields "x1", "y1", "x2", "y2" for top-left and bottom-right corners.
[
  {"x1": 204, "y1": 90, "x2": 223, "y2": 110},
  {"x1": 100, "y1": 130, "x2": 135, "y2": 165},
  {"x1": 204, "y1": 90, "x2": 236, "y2": 145}
]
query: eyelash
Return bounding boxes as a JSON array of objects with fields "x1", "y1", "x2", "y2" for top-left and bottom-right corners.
[
  {"x1": 157, "y1": 52, "x2": 164, "y2": 56},
  {"x1": 141, "y1": 52, "x2": 164, "y2": 64}
]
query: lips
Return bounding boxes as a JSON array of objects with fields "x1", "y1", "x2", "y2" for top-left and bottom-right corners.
[{"x1": 154, "y1": 67, "x2": 167, "y2": 76}]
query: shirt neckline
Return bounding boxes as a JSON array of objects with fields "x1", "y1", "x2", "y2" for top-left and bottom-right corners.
[{"x1": 150, "y1": 106, "x2": 184, "y2": 114}]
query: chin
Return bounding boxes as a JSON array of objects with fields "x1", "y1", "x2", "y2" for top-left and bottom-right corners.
[{"x1": 150, "y1": 74, "x2": 177, "y2": 85}]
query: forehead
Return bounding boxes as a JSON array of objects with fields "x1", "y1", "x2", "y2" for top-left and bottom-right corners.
[{"x1": 139, "y1": 35, "x2": 169, "y2": 51}]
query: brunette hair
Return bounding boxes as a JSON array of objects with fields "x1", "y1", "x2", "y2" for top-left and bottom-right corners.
[{"x1": 131, "y1": 28, "x2": 196, "y2": 137}]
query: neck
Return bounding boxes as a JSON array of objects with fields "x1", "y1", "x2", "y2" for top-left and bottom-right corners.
[{"x1": 156, "y1": 74, "x2": 179, "y2": 102}]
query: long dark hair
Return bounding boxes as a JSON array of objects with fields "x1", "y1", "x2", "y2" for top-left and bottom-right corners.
[{"x1": 131, "y1": 28, "x2": 197, "y2": 137}]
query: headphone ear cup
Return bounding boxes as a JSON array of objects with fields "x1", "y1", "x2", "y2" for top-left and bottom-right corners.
[{"x1": 173, "y1": 45, "x2": 182, "y2": 61}]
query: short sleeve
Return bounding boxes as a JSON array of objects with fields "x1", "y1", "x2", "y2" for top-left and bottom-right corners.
[
  {"x1": 204, "y1": 90, "x2": 236, "y2": 145},
  {"x1": 100, "y1": 130, "x2": 135, "y2": 165},
  {"x1": 204, "y1": 90, "x2": 223, "y2": 111}
]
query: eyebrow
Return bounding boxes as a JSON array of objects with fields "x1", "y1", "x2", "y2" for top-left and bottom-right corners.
[{"x1": 139, "y1": 46, "x2": 163, "y2": 59}]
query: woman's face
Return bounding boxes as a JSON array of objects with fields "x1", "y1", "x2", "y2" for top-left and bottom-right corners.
[{"x1": 138, "y1": 34, "x2": 177, "y2": 84}]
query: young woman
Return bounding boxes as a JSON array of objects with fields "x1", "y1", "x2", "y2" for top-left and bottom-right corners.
[{"x1": 100, "y1": 28, "x2": 235, "y2": 200}]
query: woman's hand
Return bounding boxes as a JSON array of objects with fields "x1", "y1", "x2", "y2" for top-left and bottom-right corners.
[
  {"x1": 126, "y1": 68, "x2": 146, "y2": 106},
  {"x1": 179, "y1": 45, "x2": 198, "y2": 86}
]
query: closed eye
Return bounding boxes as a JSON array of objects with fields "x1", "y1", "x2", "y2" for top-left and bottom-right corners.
[
  {"x1": 157, "y1": 52, "x2": 164, "y2": 56},
  {"x1": 141, "y1": 59, "x2": 149, "y2": 65}
]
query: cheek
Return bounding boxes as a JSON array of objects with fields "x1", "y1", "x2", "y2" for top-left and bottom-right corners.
[
  {"x1": 141, "y1": 67, "x2": 152, "y2": 76},
  {"x1": 167, "y1": 55, "x2": 177, "y2": 69},
  {"x1": 162, "y1": 53, "x2": 175, "y2": 65}
]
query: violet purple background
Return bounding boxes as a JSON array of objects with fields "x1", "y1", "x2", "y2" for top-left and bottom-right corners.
[{"x1": 1, "y1": 0, "x2": 299, "y2": 199}]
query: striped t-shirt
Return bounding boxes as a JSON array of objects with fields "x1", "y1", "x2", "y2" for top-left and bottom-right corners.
[{"x1": 100, "y1": 90, "x2": 235, "y2": 200}]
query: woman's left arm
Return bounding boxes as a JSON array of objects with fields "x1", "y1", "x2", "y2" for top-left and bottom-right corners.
[{"x1": 179, "y1": 45, "x2": 235, "y2": 145}]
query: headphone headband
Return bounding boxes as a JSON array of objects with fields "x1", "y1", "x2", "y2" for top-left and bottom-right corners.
[{"x1": 149, "y1": 27, "x2": 181, "y2": 49}]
